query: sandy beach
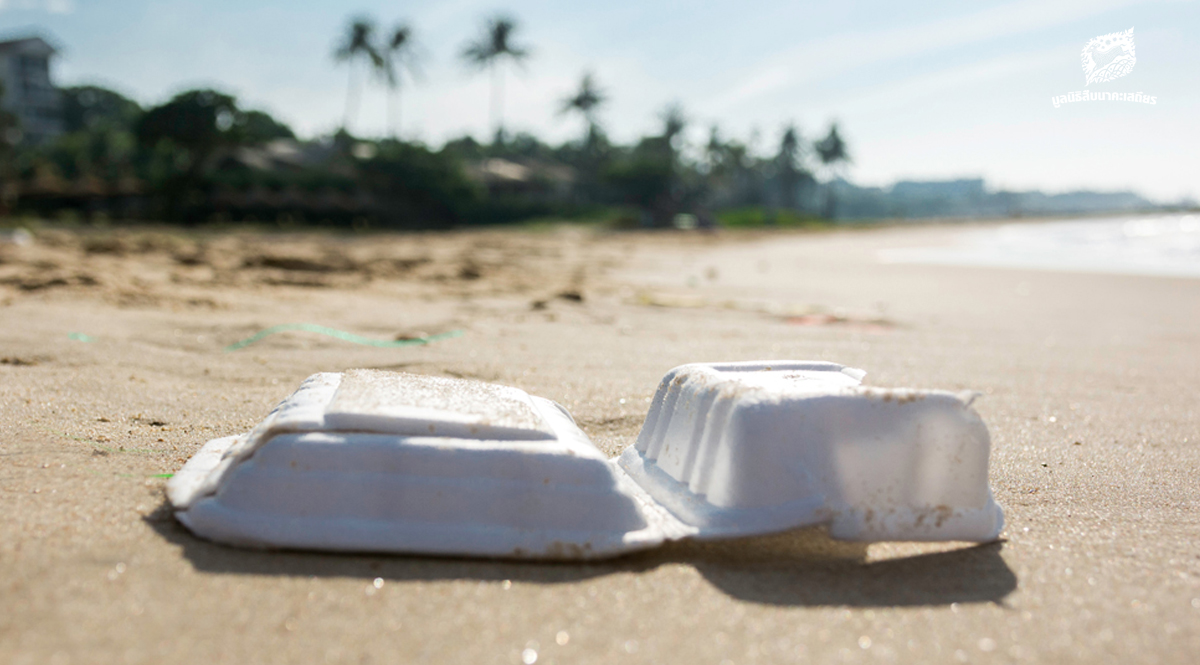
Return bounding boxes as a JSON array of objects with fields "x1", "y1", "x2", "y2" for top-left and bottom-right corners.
[{"x1": 1, "y1": 220, "x2": 1197, "y2": 664}]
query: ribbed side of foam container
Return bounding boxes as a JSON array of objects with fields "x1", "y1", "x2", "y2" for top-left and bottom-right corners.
[{"x1": 622, "y1": 362, "x2": 1004, "y2": 543}]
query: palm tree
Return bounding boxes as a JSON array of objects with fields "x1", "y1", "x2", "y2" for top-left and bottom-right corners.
[
  {"x1": 461, "y1": 15, "x2": 530, "y2": 143},
  {"x1": 814, "y1": 122, "x2": 850, "y2": 218},
  {"x1": 657, "y1": 102, "x2": 687, "y2": 170},
  {"x1": 558, "y1": 72, "x2": 608, "y2": 202},
  {"x1": 660, "y1": 103, "x2": 686, "y2": 145},
  {"x1": 776, "y1": 124, "x2": 803, "y2": 210},
  {"x1": 333, "y1": 17, "x2": 383, "y2": 133},
  {"x1": 704, "y1": 126, "x2": 725, "y2": 173},
  {"x1": 378, "y1": 23, "x2": 420, "y2": 139},
  {"x1": 559, "y1": 71, "x2": 607, "y2": 152},
  {"x1": 560, "y1": 72, "x2": 605, "y2": 127},
  {"x1": 814, "y1": 123, "x2": 848, "y2": 167},
  {"x1": 657, "y1": 103, "x2": 688, "y2": 223}
]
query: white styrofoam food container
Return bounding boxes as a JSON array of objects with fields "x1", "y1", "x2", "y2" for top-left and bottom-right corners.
[
  {"x1": 169, "y1": 363, "x2": 1003, "y2": 559},
  {"x1": 620, "y1": 362, "x2": 1004, "y2": 542}
]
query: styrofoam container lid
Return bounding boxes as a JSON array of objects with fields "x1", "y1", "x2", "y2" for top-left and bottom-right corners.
[{"x1": 169, "y1": 370, "x2": 668, "y2": 559}]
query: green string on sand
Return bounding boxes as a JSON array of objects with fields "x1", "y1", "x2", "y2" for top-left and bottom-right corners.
[
  {"x1": 224, "y1": 323, "x2": 463, "y2": 352},
  {"x1": 68, "y1": 332, "x2": 96, "y2": 342}
]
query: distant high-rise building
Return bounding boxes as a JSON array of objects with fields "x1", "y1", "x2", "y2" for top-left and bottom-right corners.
[{"x1": 0, "y1": 35, "x2": 63, "y2": 145}]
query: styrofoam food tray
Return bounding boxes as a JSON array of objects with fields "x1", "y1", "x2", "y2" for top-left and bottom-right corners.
[{"x1": 169, "y1": 363, "x2": 1003, "y2": 559}]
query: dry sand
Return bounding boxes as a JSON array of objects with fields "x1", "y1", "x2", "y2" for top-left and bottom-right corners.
[{"x1": 1, "y1": 221, "x2": 1197, "y2": 664}]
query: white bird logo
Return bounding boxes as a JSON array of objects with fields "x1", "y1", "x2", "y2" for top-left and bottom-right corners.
[{"x1": 1081, "y1": 28, "x2": 1136, "y2": 86}]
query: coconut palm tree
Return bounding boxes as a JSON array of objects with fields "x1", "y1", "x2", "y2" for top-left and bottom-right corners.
[
  {"x1": 460, "y1": 15, "x2": 530, "y2": 143},
  {"x1": 334, "y1": 17, "x2": 383, "y2": 133},
  {"x1": 559, "y1": 72, "x2": 605, "y2": 128},
  {"x1": 660, "y1": 103, "x2": 686, "y2": 148},
  {"x1": 559, "y1": 71, "x2": 607, "y2": 153},
  {"x1": 704, "y1": 126, "x2": 724, "y2": 174},
  {"x1": 814, "y1": 122, "x2": 850, "y2": 218},
  {"x1": 814, "y1": 122, "x2": 848, "y2": 168},
  {"x1": 557, "y1": 72, "x2": 608, "y2": 202},
  {"x1": 378, "y1": 23, "x2": 420, "y2": 139},
  {"x1": 776, "y1": 123, "x2": 803, "y2": 210}
]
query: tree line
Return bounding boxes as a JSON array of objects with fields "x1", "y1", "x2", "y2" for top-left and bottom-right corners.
[{"x1": 0, "y1": 12, "x2": 850, "y2": 228}]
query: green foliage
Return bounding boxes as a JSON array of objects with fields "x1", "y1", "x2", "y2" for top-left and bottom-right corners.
[
  {"x1": 492, "y1": 132, "x2": 556, "y2": 160},
  {"x1": 136, "y1": 89, "x2": 241, "y2": 167},
  {"x1": 62, "y1": 86, "x2": 141, "y2": 133},
  {"x1": 45, "y1": 125, "x2": 137, "y2": 179},
  {"x1": 814, "y1": 122, "x2": 850, "y2": 219},
  {"x1": 132, "y1": 88, "x2": 292, "y2": 178},
  {"x1": 602, "y1": 148, "x2": 672, "y2": 210},
  {"x1": 5, "y1": 26, "x2": 855, "y2": 230},
  {"x1": 357, "y1": 140, "x2": 482, "y2": 228},
  {"x1": 460, "y1": 16, "x2": 529, "y2": 69},
  {"x1": 333, "y1": 17, "x2": 383, "y2": 68},
  {"x1": 0, "y1": 82, "x2": 18, "y2": 214},
  {"x1": 659, "y1": 103, "x2": 686, "y2": 145},
  {"x1": 7, "y1": 86, "x2": 141, "y2": 220},
  {"x1": 441, "y1": 135, "x2": 485, "y2": 161},
  {"x1": 775, "y1": 124, "x2": 813, "y2": 210},
  {"x1": 716, "y1": 206, "x2": 828, "y2": 229},
  {"x1": 595, "y1": 106, "x2": 694, "y2": 225},
  {"x1": 0, "y1": 82, "x2": 20, "y2": 152},
  {"x1": 240, "y1": 110, "x2": 295, "y2": 143},
  {"x1": 559, "y1": 72, "x2": 605, "y2": 125},
  {"x1": 815, "y1": 123, "x2": 849, "y2": 168}
]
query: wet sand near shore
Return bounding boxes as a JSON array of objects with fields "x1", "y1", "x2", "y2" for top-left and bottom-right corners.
[{"x1": 1, "y1": 222, "x2": 1197, "y2": 664}]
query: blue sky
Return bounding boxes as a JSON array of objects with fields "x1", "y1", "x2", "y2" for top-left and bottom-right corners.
[{"x1": 2, "y1": 0, "x2": 1197, "y2": 201}]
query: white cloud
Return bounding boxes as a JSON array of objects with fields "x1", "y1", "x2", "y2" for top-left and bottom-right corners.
[
  {"x1": 831, "y1": 45, "x2": 1066, "y2": 118},
  {"x1": 702, "y1": 0, "x2": 1152, "y2": 115}
]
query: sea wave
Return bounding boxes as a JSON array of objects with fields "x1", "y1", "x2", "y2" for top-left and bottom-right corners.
[{"x1": 878, "y1": 214, "x2": 1200, "y2": 278}]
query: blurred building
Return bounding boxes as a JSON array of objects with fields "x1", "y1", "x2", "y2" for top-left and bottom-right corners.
[
  {"x1": 0, "y1": 35, "x2": 64, "y2": 145},
  {"x1": 891, "y1": 178, "x2": 986, "y2": 202},
  {"x1": 465, "y1": 157, "x2": 575, "y2": 200},
  {"x1": 826, "y1": 177, "x2": 1155, "y2": 220}
]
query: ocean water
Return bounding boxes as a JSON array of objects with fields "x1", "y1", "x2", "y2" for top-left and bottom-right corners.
[{"x1": 878, "y1": 214, "x2": 1200, "y2": 279}]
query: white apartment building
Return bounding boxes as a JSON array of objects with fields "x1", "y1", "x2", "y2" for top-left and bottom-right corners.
[{"x1": 0, "y1": 35, "x2": 63, "y2": 145}]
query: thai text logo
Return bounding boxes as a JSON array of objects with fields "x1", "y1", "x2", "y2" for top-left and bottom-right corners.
[{"x1": 1051, "y1": 27, "x2": 1156, "y2": 108}]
